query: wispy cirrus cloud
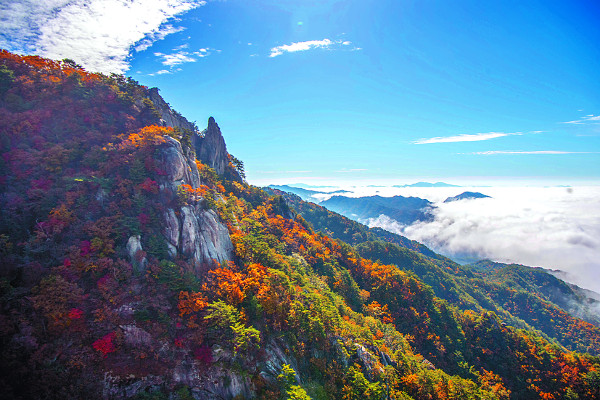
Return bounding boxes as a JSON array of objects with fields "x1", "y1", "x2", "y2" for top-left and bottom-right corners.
[
  {"x1": 0, "y1": 0, "x2": 206, "y2": 74},
  {"x1": 269, "y1": 38, "x2": 355, "y2": 57},
  {"x1": 154, "y1": 48, "x2": 213, "y2": 68},
  {"x1": 335, "y1": 168, "x2": 368, "y2": 173},
  {"x1": 134, "y1": 24, "x2": 186, "y2": 52},
  {"x1": 414, "y1": 132, "x2": 520, "y2": 144},
  {"x1": 563, "y1": 114, "x2": 600, "y2": 125},
  {"x1": 472, "y1": 150, "x2": 599, "y2": 155}
]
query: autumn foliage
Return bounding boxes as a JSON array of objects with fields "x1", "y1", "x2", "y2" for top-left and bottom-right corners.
[{"x1": 1, "y1": 50, "x2": 599, "y2": 400}]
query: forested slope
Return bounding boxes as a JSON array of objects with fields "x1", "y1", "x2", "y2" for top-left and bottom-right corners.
[
  {"x1": 279, "y1": 190, "x2": 600, "y2": 356},
  {"x1": 1, "y1": 50, "x2": 599, "y2": 400}
]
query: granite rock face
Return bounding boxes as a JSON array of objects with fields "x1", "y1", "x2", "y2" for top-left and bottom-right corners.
[
  {"x1": 143, "y1": 93, "x2": 235, "y2": 273},
  {"x1": 193, "y1": 117, "x2": 244, "y2": 182},
  {"x1": 148, "y1": 87, "x2": 197, "y2": 133},
  {"x1": 174, "y1": 205, "x2": 233, "y2": 272},
  {"x1": 149, "y1": 87, "x2": 242, "y2": 183},
  {"x1": 155, "y1": 136, "x2": 201, "y2": 194},
  {"x1": 152, "y1": 138, "x2": 233, "y2": 273},
  {"x1": 194, "y1": 117, "x2": 228, "y2": 175}
]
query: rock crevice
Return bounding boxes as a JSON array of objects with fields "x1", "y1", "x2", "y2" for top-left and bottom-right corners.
[{"x1": 146, "y1": 112, "x2": 234, "y2": 273}]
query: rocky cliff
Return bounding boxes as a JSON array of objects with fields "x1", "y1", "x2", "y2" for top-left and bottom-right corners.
[
  {"x1": 148, "y1": 87, "x2": 197, "y2": 133},
  {"x1": 125, "y1": 135, "x2": 234, "y2": 275},
  {"x1": 142, "y1": 90, "x2": 240, "y2": 273},
  {"x1": 193, "y1": 117, "x2": 243, "y2": 182},
  {"x1": 3, "y1": 50, "x2": 600, "y2": 400},
  {"x1": 193, "y1": 117, "x2": 228, "y2": 175},
  {"x1": 148, "y1": 87, "x2": 242, "y2": 183}
]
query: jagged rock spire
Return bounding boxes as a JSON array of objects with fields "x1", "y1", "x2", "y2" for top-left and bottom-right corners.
[
  {"x1": 193, "y1": 117, "x2": 243, "y2": 182},
  {"x1": 194, "y1": 117, "x2": 228, "y2": 175}
]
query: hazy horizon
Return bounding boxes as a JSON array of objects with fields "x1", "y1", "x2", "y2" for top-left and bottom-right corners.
[{"x1": 269, "y1": 182, "x2": 600, "y2": 294}]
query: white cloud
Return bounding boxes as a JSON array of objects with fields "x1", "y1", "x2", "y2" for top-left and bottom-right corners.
[
  {"x1": 414, "y1": 132, "x2": 519, "y2": 144},
  {"x1": 154, "y1": 48, "x2": 215, "y2": 69},
  {"x1": 269, "y1": 38, "x2": 353, "y2": 57},
  {"x1": 472, "y1": 150, "x2": 598, "y2": 155},
  {"x1": 0, "y1": 0, "x2": 70, "y2": 53},
  {"x1": 335, "y1": 168, "x2": 368, "y2": 173},
  {"x1": 174, "y1": 43, "x2": 190, "y2": 50},
  {"x1": 0, "y1": 0, "x2": 206, "y2": 74},
  {"x1": 563, "y1": 114, "x2": 600, "y2": 125},
  {"x1": 155, "y1": 51, "x2": 196, "y2": 67},
  {"x1": 134, "y1": 24, "x2": 185, "y2": 52},
  {"x1": 364, "y1": 186, "x2": 600, "y2": 293}
]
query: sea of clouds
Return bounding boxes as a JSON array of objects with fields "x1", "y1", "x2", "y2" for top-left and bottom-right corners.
[{"x1": 327, "y1": 185, "x2": 600, "y2": 293}]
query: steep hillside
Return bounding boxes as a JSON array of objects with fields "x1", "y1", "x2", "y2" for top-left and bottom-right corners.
[
  {"x1": 470, "y1": 261, "x2": 600, "y2": 327},
  {"x1": 1, "y1": 50, "x2": 600, "y2": 400},
  {"x1": 265, "y1": 189, "x2": 442, "y2": 260},
  {"x1": 278, "y1": 189, "x2": 600, "y2": 356}
]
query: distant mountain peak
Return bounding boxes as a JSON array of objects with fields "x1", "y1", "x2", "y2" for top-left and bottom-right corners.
[
  {"x1": 444, "y1": 191, "x2": 491, "y2": 203},
  {"x1": 393, "y1": 181, "x2": 461, "y2": 188}
]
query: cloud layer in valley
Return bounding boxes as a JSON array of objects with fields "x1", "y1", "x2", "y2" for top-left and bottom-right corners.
[
  {"x1": 0, "y1": 0, "x2": 205, "y2": 73},
  {"x1": 363, "y1": 186, "x2": 600, "y2": 293}
]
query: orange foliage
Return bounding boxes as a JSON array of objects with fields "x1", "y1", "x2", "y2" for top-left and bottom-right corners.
[
  {"x1": 203, "y1": 264, "x2": 246, "y2": 305},
  {"x1": 121, "y1": 125, "x2": 172, "y2": 148},
  {"x1": 178, "y1": 291, "x2": 208, "y2": 317},
  {"x1": 180, "y1": 183, "x2": 210, "y2": 199}
]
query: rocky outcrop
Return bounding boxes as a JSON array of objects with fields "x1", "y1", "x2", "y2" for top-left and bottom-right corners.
[
  {"x1": 193, "y1": 117, "x2": 243, "y2": 182},
  {"x1": 355, "y1": 344, "x2": 384, "y2": 379},
  {"x1": 197, "y1": 209, "x2": 234, "y2": 264},
  {"x1": 148, "y1": 87, "x2": 197, "y2": 133},
  {"x1": 187, "y1": 367, "x2": 254, "y2": 400},
  {"x1": 103, "y1": 373, "x2": 164, "y2": 399},
  {"x1": 260, "y1": 340, "x2": 301, "y2": 385},
  {"x1": 332, "y1": 338, "x2": 391, "y2": 379},
  {"x1": 193, "y1": 117, "x2": 228, "y2": 175},
  {"x1": 421, "y1": 358, "x2": 436, "y2": 370},
  {"x1": 151, "y1": 132, "x2": 233, "y2": 273},
  {"x1": 120, "y1": 324, "x2": 153, "y2": 347},
  {"x1": 155, "y1": 136, "x2": 201, "y2": 194},
  {"x1": 176, "y1": 205, "x2": 233, "y2": 271},
  {"x1": 148, "y1": 85, "x2": 242, "y2": 182},
  {"x1": 126, "y1": 235, "x2": 147, "y2": 272}
]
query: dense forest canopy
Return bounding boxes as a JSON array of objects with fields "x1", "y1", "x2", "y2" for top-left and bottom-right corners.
[{"x1": 1, "y1": 50, "x2": 599, "y2": 400}]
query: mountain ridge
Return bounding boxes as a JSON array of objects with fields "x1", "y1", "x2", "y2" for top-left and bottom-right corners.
[
  {"x1": 1, "y1": 50, "x2": 599, "y2": 400},
  {"x1": 275, "y1": 187, "x2": 600, "y2": 353},
  {"x1": 321, "y1": 194, "x2": 435, "y2": 226}
]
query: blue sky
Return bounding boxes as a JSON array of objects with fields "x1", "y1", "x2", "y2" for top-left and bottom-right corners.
[{"x1": 2, "y1": 0, "x2": 599, "y2": 185}]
